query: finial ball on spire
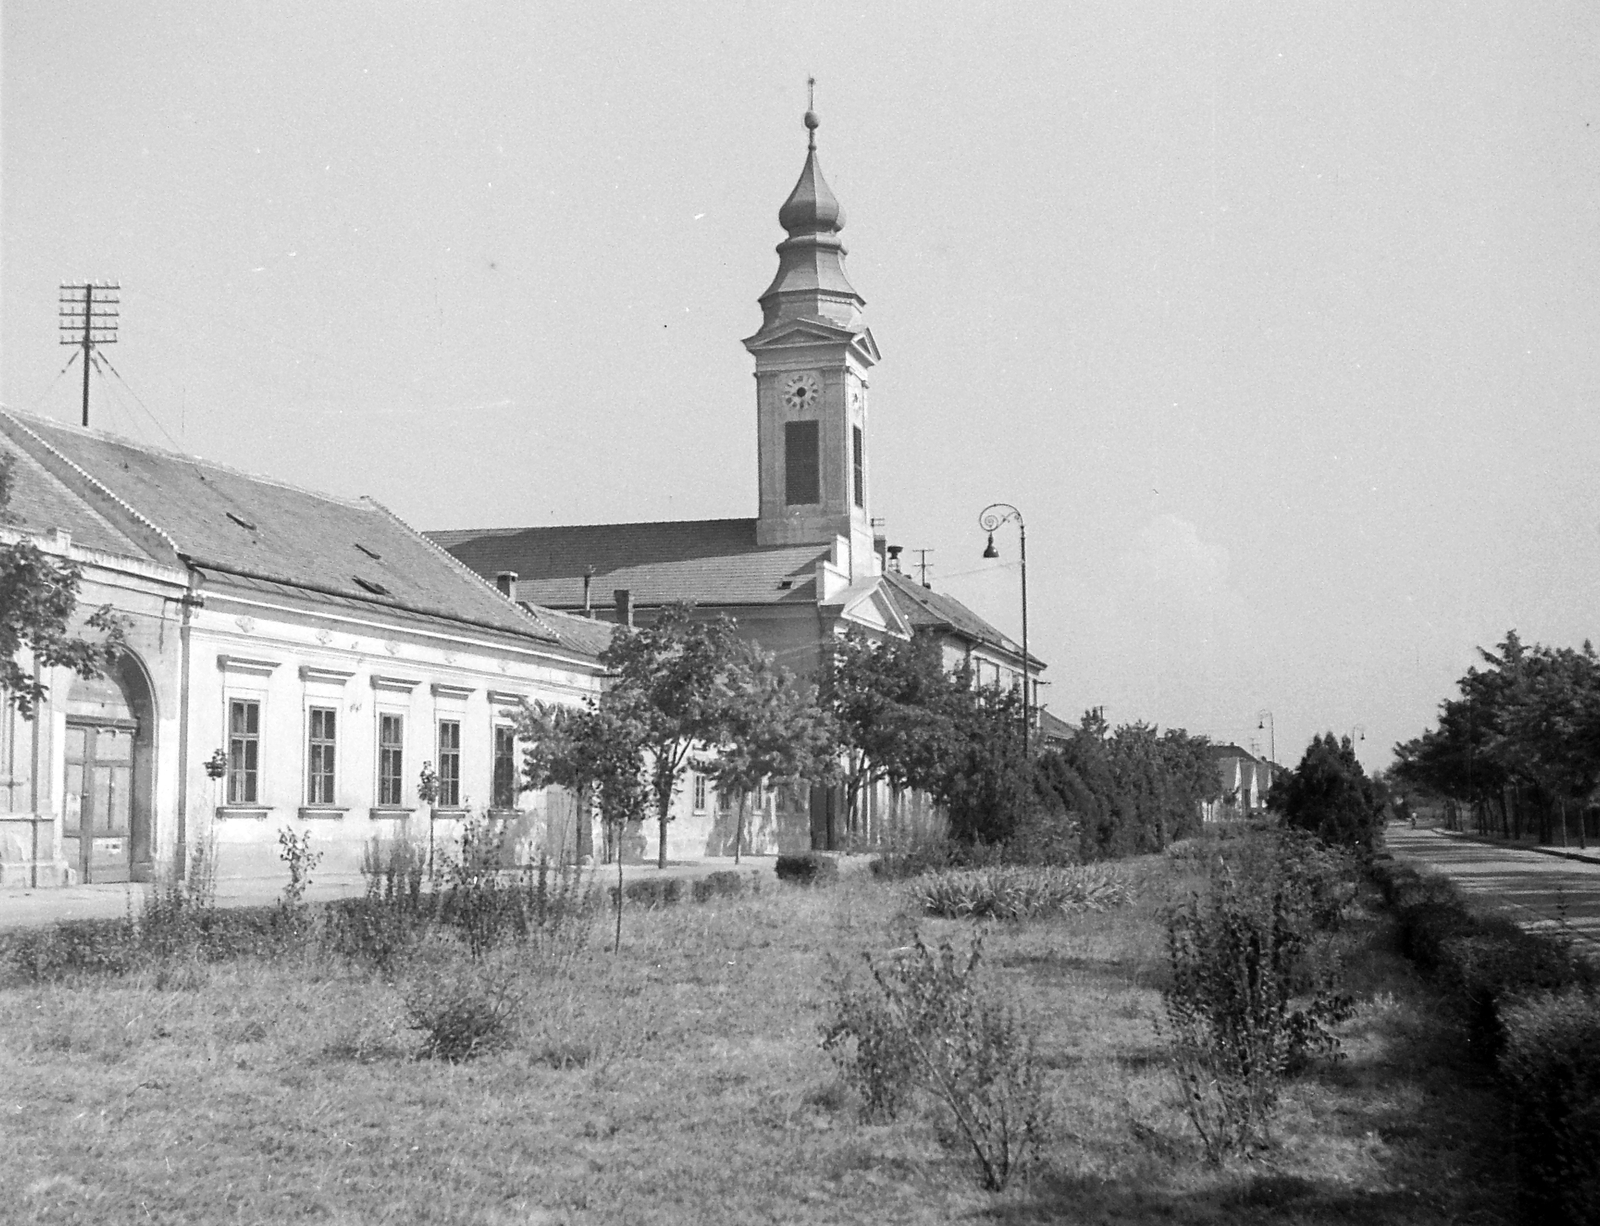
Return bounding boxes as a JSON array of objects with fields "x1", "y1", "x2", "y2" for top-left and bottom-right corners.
[{"x1": 804, "y1": 110, "x2": 819, "y2": 130}]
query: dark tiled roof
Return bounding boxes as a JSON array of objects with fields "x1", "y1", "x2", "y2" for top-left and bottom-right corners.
[
  {"x1": 0, "y1": 409, "x2": 577, "y2": 651},
  {"x1": 429, "y1": 518, "x2": 831, "y2": 608},
  {"x1": 1208, "y1": 744, "x2": 1259, "y2": 762},
  {"x1": 881, "y1": 570, "x2": 1043, "y2": 668},
  {"x1": 1037, "y1": 708, "x2": 1076, "y2": 742},
  {"x1": 518, "y1": 604, "x2": 618, "y2": 658},
  {"x1": 0, "y1": 436, "x2": 156, "y2": 560}
]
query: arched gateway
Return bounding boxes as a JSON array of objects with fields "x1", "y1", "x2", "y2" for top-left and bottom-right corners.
[{"x1": 62, "y1": 656, "x2": 155, "y2": 883}]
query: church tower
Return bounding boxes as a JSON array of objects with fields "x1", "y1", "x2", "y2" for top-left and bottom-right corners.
[{"x1": 744, "y1": 103, "x2": 881, "y2": 578}]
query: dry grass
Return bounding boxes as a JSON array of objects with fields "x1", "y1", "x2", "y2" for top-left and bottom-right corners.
[{"x1": 0, "y1": 858, "x2": 1515, "y2": 1225}]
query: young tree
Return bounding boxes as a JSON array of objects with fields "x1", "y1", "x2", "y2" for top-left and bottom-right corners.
[
  {"x1": 602, "y1": 602, "x2": 750, "y2": 869},
  {"x1": 818, "y1": 629, "x2": 958, "y2": 849},
  {"x1": 0, "y1": 453, "x2": 127, "y2": 715},
  {"x1": 705, "y1": 644, "x2": 836, "y2": 863},
  {"x1": 1268, "y1": 732, "x2": 1386, "y2": 856},
  {"x1": 518, "y1": 698, "x2": 650, "y2": 953}
]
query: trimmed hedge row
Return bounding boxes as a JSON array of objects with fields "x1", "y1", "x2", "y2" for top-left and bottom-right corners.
[
  {"x1": 1373, "y1": 858, "x2": 1600, "y2": 1223},
  {"x1": 1, "y1": 905, "x2": 297, "y2": 983},
  {"x1": 775, "y1": 853, "x2": 839, "y2": 886}
]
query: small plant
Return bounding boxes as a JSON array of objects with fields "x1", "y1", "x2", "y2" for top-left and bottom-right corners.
[
  {"x1": 616, "y1": 877, "x2": 683, "y2": 909},
  {"x1": 907, "y1": 864, "x2": 1133, "y2": 920},
  {"x1": 692, "y1": 870, "x2": 746, "y2": 903},
  {"x1": 139, "y1": 834, "x2": 219, "y2": 960},
  {"x1": 277, "y1": 827, "x2": 323, "y2": 941},
  {"x1": 401, "y1": 943, "x2": 521, "y2": 1062},
  {"x1": 822, "y1": 933, "x2": 1049, "y2": 1190}
]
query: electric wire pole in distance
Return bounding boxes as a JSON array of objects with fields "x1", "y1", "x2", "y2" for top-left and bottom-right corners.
[{"x1": 59, "y1": 281, "x2": 119, "y2": 427}]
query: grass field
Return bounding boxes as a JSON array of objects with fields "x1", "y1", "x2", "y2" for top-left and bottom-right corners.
[{"x1": 0, "y1": 856, "x2": 1516, "y2": 1225}]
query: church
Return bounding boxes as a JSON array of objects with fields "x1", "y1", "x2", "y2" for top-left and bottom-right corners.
[{"x1": 431, "y1": 106, "x2": 1045, "y2": 857}]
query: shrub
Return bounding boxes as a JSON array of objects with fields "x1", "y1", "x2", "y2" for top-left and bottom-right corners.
[
  {"x1": 1163, "y1": 862, "x2": 1352, "y2": 1162},
  {"x1": 617, "y1": 877, "x2": 683, "y2": 909},
  {"x1": 401, "y1": 945, "x2": 521, "y2": 1062},
  {"x1": 0, "y1": 917, "x2": 138, "y2": 982},
  {"x1": 821, "y1": 964, "x2": 920, "y2": 1122},
  {"x1": 868, "y1": 934, "x2": 1049, "y2": 1190},
  {"x1": 692, "y1": 870, "x2": 745, "y2": 903},
  {"x1": 776, "y1": 853, "x2": 839, "y2": 886},
  {"x1": 824, "y1": 935, "x2": 1049, "y2": 1187},
  {"x1": 1500, "y1": 988, "x2": 1600, "y2": 1225},
  {"x1": 906, "y1": 864, "x2": 1132, "y2": 921}
]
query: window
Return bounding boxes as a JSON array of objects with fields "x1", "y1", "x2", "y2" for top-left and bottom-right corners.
[
  {"x1": 693, "y1": 773, "x2": 708, "y2": 813},
  {"x1": 852, "y1": 425, "x2": 864, "y2": 508},
  {"x1": 228, "y1": 699, "x2": 260, "y2": 804},
  {"x1": 437, "y1": 720, "x2": 461, "y2": 807},
  {"x1": 378, "y1": 713, "x2": 404, "y2": 806},
  {"x1": 784, "y1": 420, "x2": 819, "y2": 505},
  {"x1": 307, "y1": 707, "x2": 336, "y2": 804},
  {"x1": 493, "y1": 726, "x2": 518, "y2": 809}
]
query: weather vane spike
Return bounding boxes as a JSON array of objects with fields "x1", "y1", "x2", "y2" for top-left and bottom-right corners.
[
  {"x1": 804, "y1": 77, "x2": 819, "y2": 148},
  {"x1": 808, "y1": 77, "x2": 815, "y2": 110}
]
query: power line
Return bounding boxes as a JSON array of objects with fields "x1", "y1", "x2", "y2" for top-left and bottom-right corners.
[{"x1": 95, "y1": 350, "x2": 184, "y2": 453}]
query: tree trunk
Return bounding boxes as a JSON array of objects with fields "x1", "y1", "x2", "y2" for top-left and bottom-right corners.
[
  {"x1": 614, "y1": 839, "x2": 624, "y2": 954},
  {"x1": 733, "y1": 791, "x2": 745, "y2": 865}
]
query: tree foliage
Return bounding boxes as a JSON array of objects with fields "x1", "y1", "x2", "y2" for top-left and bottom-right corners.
[
  {"x1": 601, "y1": 603, "x2": 754, "y2": 869},
  {"x1": 1267, "y1": 732, "x2": 1387, "y2": 855},
  {"x1": 1037, "y1": 711, "x2": 1217, "y2": 860},
  {"x1": 1392, "y1": 631, "x2": 1600, "y2": 834},
  {"x1": 0, "y1": 452, "x2": 128, "y2": 716}
]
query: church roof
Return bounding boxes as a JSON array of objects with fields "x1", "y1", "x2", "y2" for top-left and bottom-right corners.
[
  {"x1": 881, "y1": 569, "x2": 1044, "y2": 669},
  {"x1": 428, "y1": 517, "x2": 832, "y2": 609},
  {"x1": 0, "y1": 408, "x2": 578, "y2": 651}
]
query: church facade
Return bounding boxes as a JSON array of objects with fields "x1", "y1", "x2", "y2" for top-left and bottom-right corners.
[{"x1": 432, "y1": 108, "x2": 1045, "y2": 858}]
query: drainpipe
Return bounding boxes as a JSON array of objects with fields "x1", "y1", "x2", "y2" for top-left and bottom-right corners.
[{"x1": 175, "y1": 567, "x2": 204, "y2": 879}]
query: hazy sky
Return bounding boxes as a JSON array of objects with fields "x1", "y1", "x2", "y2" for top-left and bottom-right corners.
[{"x1": 4, "y1": 2, "x2": 1597, "y2": 769}]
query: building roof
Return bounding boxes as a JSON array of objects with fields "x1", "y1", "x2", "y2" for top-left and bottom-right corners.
[
  {"x1": 0, "y1": 433, "x2": 156, "y2": 560},
  {"x1": 1037, "y1": 708, "x2": 1077, "y2": 743},
  {"x1": 1208, "y1": 743, "x2": 1260, "y2": 763},
  {"x1": 0, "y1": 409, "x2": 585, "y2": 653},
  {"x1": 881, "y1": 570, "x2": 1043, "y2": 668},
  {"x1": 429, "y1": 518, "x2": 832, "y2": 609}
]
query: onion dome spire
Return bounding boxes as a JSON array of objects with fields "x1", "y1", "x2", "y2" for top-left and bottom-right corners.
[{"x1": 755, "y1": 82, "x2": 864, "y2": 333}]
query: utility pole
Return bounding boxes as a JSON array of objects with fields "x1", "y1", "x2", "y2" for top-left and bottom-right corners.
[
  {"x1": 59, "y1": 282, "x2": 120, "y2": 427},
  {"x1": 912, "y1": 548, "x2": 934, "y2": 588}
]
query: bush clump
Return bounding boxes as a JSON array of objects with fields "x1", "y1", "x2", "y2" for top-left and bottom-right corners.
[
  {"x1": 822, "y1": 933, "x2": 1049, "y2": 1190},
  {"x1": 1163, "y1": 847, "x2": 1353, "y2": 1162},
  {"x1": 906, "y1": 864, "x2": 1132, "y2": 920},
  {"x1": 692, "y1": 870, "x2": 746, "y2": 903},
  {"x1": 1500, "y1": 988, "x2": 1600, "y2": 1226},
  {"x1": 401, "y1": 947, "x2": 522, "y2": 1062},
  {"x1": 616, "y1": 877, "x2": 683, "y2": 909},
  {"x1": 776, "y1": 853, "x2": 839, "y2": 886}
]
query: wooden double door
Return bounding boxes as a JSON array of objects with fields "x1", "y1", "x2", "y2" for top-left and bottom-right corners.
[{"x1": 63, "y1": 719, "x2": 139, "y2": 884}]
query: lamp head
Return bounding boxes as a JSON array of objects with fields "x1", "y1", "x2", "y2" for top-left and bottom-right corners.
[{"x1": 982, "y1": 533, "x2": 998, "y2": 559}]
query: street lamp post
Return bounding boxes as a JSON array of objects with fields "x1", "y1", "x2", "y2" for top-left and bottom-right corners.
[
  {"x1": 978, "y1": 503, "x2": 1029, "y2": 759},
  {"x1": 1256, "y1": 710, "x2": 1275, "y2": 765}
]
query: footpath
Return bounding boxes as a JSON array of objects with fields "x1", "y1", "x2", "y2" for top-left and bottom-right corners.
[
  {"x1": 0, "y1": 856, "x2": 786, "y2": 932},
  {"x1": 1385, "y1": 824, "x2": 1600, "y2": 951}
]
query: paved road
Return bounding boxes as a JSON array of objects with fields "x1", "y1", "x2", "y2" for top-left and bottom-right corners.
[{"x1": 1385, "y1": 824, "x2": 1600, "y2": 952}]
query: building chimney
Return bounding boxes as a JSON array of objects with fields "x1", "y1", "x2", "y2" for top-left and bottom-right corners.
[
  {"x1": 582, "y1": 566, "x2": 595, "y2": 617},
  {"x1": 886, "y1": 544, "x2": 903, "y2": 573},
  {"x1": 614, "y1": 588, "x2": 633, "y2": 627},
  {"x1": 873, "y1": 534, "x2": 888, "y2": 571},
  {"x1": 494, "y1": 571, "x2": 518, "y2": 599}
]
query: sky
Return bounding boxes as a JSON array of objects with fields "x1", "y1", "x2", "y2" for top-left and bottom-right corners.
[{"x1": 4, "y1": 2, "x2": 1597, "y2": 771}]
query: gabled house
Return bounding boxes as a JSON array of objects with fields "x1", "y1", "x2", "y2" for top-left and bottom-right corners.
[
  {"x1": 430, "y1": 107, "x2": 1046, "y2": 857},
  {"x1": 1201, "y1": 743, "x2": 1279, "y2": 821},
  {"x1": 0, "y1": 408, "x2": 607, "y2": 887}
]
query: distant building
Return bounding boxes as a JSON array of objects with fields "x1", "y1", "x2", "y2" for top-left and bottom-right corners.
[
  {"x1": 431, "y1": 107, "x2": 1044, "y2": 857},
  {"x1": 1201, "y1": 744, "x2": 1279, "y2": 821},
  {"x1": 0, "y1": 409, "x2": 606, "y2": 887}
]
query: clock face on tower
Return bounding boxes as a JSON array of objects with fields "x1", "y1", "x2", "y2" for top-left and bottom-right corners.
[{"x1": 782, "y1": 372, "x2": 822, "y2": 412}]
